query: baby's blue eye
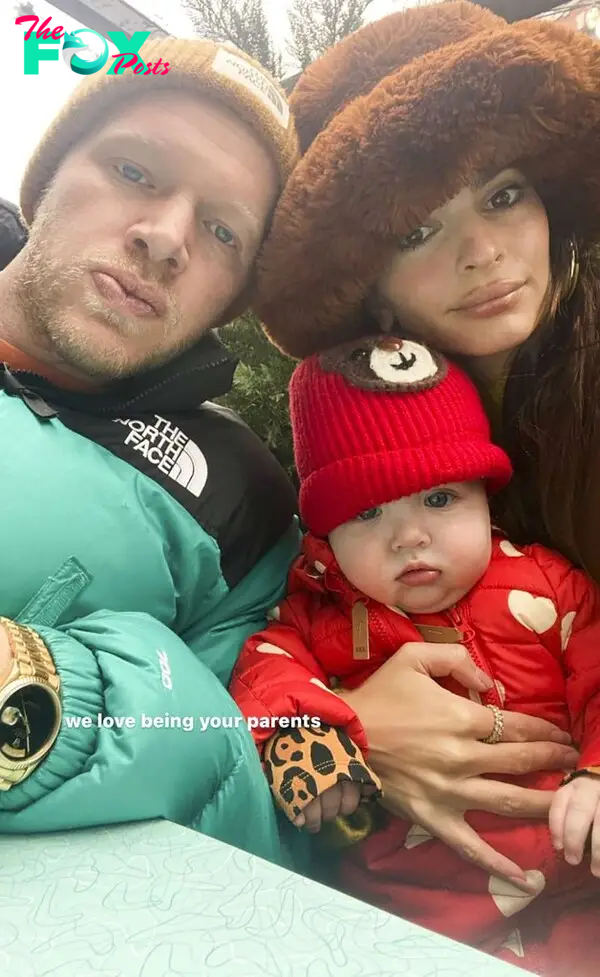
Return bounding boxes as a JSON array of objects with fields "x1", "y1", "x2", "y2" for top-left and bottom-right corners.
[
  {"x1": 425, "y1": 491, "x2": 453, "y2": 508},
  {"x1": 356, "y1": 507, "x2": 381, "y2": 521}
]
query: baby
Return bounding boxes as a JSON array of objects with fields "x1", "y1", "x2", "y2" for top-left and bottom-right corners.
[{"x1": 230, "y1": 335, "x2": 600, "y2": 975}]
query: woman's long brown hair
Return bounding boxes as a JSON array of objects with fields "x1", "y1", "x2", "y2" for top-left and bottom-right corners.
[{"x1": 493, "y1": 233, "x2": 600, "y2": 569}]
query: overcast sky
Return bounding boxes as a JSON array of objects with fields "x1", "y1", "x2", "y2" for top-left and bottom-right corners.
[
  {"x1": 133, "y1": 0, "x2": 418, "y2": 52},
  {"x1": 1, "y1": 0, "x2": 418, "y2": 204}
]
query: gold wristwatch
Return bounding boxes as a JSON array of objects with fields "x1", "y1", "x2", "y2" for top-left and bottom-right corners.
[{"x1": 0, "y1": 618, "x2": 62, "y2": 790}]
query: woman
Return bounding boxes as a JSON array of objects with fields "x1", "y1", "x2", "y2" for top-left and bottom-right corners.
[{"x1": 251, "y1": 1, "x2": 600, "y2": 890}]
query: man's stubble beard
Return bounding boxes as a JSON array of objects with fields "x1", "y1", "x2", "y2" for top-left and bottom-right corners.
[{"x1": 15, "y1": 201, "x2": 193, "y2": 381}]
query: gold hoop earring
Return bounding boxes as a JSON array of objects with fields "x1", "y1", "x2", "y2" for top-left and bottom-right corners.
[{"x1": 563, "y1": 238, "x2": 580, "y2": 303}]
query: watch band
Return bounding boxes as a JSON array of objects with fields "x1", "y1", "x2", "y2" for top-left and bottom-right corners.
[{"x1": 0, "y1": 618, "x2": 62, "y2": 789}]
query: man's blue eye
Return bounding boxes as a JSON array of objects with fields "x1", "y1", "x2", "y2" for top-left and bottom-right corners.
[
  {"x1": 357, "y1": 507, "x2": 381, "y2": 521},
  {"x1": 206, "y1": 222, "x2": 236, "y2": 248},
  {"x1": 116, "y1": 162, "x2": 149, "y2": 185}
]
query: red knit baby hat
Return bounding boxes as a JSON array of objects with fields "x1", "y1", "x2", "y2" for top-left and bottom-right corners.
[{"x1": 289, "y1": 335, "x2": 513, "y2": 536}]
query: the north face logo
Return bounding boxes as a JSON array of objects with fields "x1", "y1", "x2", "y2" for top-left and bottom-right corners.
[{"x1": 115, "y1": 414, "x2": 208, "y2": 497}]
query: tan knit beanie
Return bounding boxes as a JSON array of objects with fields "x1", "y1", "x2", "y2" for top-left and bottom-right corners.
[{"x1": 20, "y1": 37, "x2": 299, "y2": 225}]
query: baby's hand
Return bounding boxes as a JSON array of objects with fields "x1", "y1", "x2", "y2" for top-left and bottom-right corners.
[
  {"x1": 293, "y1": 781, "x2": 362, "y2": 832},
  {"x1": 549, "y1": 774, "x2": 600, "y2": 876}
]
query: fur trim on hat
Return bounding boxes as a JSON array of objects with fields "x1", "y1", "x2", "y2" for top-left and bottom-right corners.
[
  {"x1": 254, "y1": 2, "x2": 600, "y2": 358},
  {"x1": 291, "y1": 1, "x2": 503, "y2": 156}
]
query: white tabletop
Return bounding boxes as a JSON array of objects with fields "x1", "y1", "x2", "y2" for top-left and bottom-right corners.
[{"x1": 0, "y1": 819, "x2": 523, "y2": 976}]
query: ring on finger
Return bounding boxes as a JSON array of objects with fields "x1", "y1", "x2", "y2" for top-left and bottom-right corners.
[{"x1": 480, "y1": 704, "x2": 504, "y2": 745}]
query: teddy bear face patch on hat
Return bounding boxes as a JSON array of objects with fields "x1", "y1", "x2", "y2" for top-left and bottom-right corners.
[{"x1": 318, "y1": 336, "x2": 448, "y2": 393}]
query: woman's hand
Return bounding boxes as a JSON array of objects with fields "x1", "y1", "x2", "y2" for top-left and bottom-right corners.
[
  {"x1": 340, "y1": 643, "x2": 578, "y2": 890},
  {"x1": 0, "y1": 625, "x2": 12, "y2": 685}
]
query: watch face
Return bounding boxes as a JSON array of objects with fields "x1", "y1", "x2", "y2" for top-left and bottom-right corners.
[{"x1": 0, "y1": 687, "x2": 56, "y2": 760}]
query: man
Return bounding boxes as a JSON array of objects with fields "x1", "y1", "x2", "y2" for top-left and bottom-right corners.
[{"x1": 0, "y1": 36, "x2": 301, "y2": 866}]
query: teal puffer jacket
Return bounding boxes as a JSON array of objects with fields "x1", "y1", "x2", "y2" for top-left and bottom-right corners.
[{"x1": 0, "y1": 333, "x2": 300, "y2": 867}]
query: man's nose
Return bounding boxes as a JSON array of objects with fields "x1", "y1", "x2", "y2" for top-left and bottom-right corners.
[{"x1": 124, "y1": 194, "x2": 193, "y2": 275}]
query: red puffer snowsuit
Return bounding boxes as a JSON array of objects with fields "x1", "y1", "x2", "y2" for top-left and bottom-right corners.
[{"x1": 230, "y1": 531, "x2": 600, "y2": 976}]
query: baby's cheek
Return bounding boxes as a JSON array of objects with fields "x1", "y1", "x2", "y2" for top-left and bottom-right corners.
[
  {"x1": 357, "y1": 555, "x2": 386, "y2": 591},
  {"x1": 455, "y1": 546, "x2": 490, "y2": 592},
  {"x1": 356, "y1": 556, "x2": 394, "y2": 603}
]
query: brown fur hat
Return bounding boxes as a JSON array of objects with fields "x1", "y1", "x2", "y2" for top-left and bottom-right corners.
[{"x1": 253, "y1": 1, "x2": 600, "y2": 359}]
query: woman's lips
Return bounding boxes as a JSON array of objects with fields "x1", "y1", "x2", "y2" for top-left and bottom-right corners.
[
  {"x1": 453, "y1": 282, "x2": 525, "y2": 319},
  {"x1": 398, "y1": 568, "x2": 441, "y2": 587}
]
